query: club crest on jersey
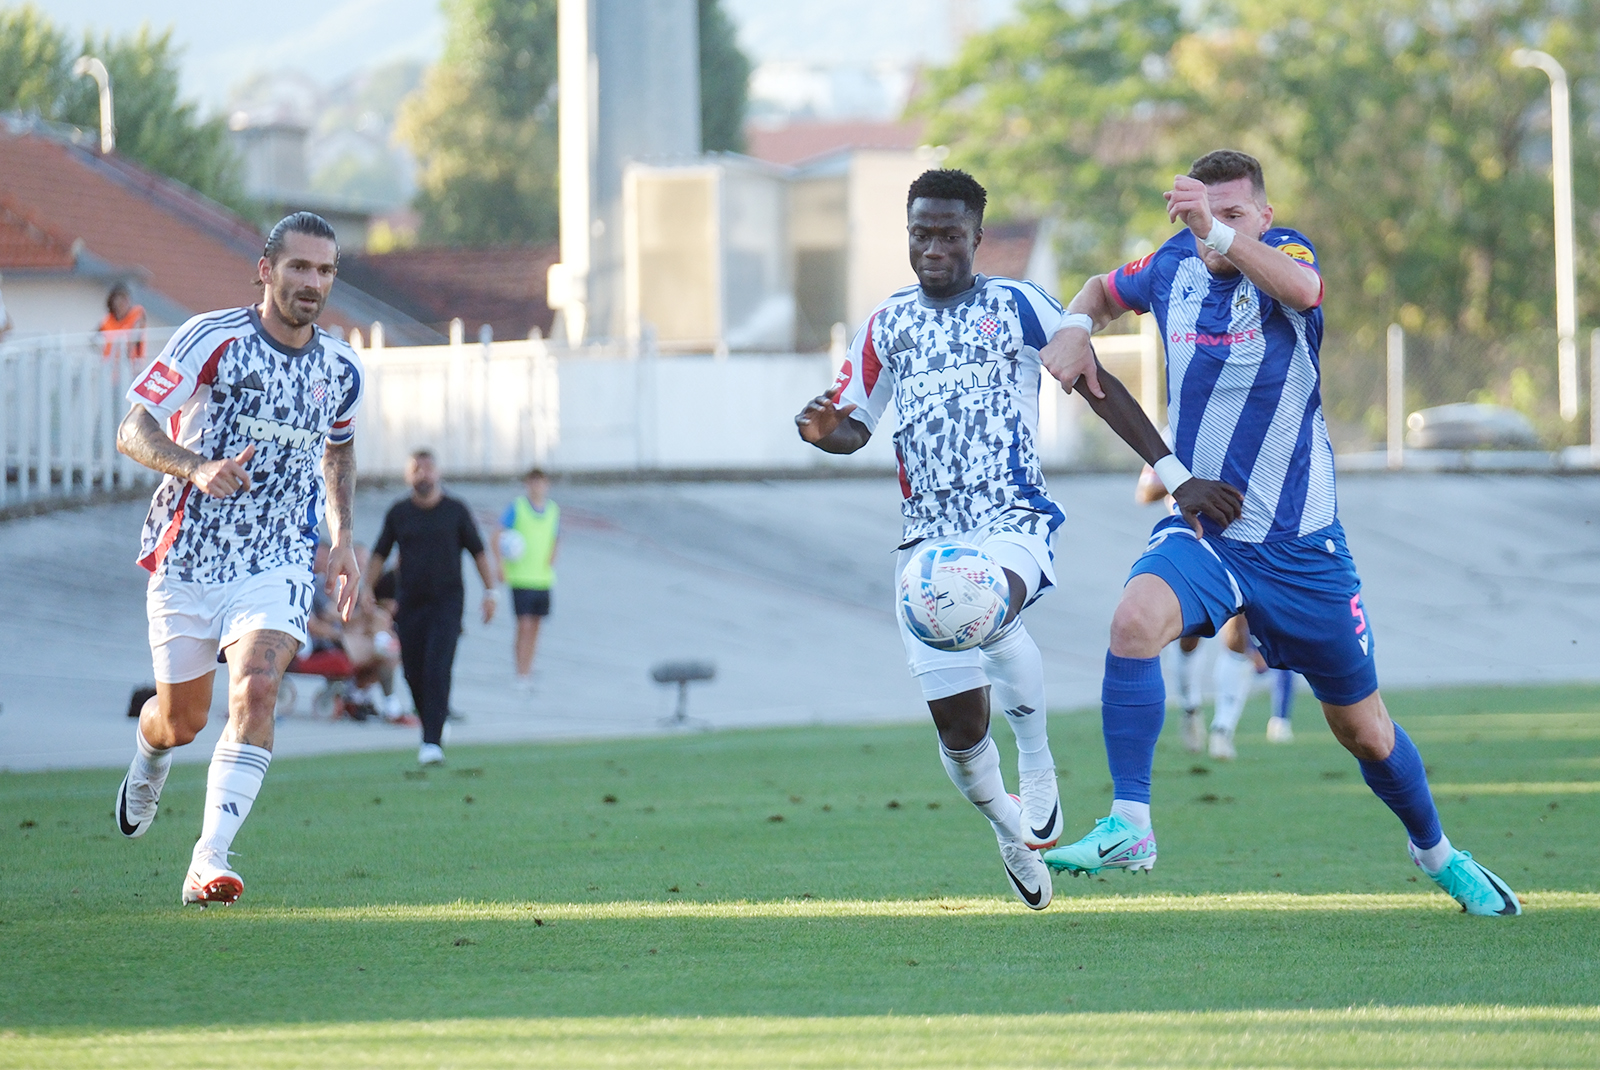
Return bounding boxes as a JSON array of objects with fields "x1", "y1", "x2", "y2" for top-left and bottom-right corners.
[
  {"x1": 1234, "y1": 287, "x2": 1253, "y2": 311},
  {"x1": 976, "y1": 314, "x2": 1000, "y2": 339},
  {"x1": 310, "y1": 376, "x2": 329, "y2": 404},
  {"x1": 237, "y1": 414, "x2": 322, "y2": 450},
  {"x1": 133, "y1": 362, "x2": 183, "y2": 403}
]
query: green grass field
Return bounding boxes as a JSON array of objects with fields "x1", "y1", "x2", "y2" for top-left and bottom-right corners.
[{"x1": 2, "y1": 684, "x2": 1598, "y2": 1068}]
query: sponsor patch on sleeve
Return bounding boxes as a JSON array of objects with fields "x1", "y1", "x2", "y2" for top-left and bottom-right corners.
[
  {"x1": 133, "y1": 362, "x2": 184, "y2": 404},
  {"x1": 1274, "y1": 241, "x2": 1316, "y2": 266}
]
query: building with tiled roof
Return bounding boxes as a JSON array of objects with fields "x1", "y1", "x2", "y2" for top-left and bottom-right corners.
[
  {"x1": 0, "y1": 118, "x2": 440, "y2": 344},
  {"x1": 337, "y1": 244, "x2": 560, "y2": 342}
]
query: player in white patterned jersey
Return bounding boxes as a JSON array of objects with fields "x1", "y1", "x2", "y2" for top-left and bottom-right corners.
[
  {"x1": 795, "y1": 169, "x2": 1241, "y2": 910},
  {"x1": 112, "y1": 212, "x2": 364, "y2": 907}
]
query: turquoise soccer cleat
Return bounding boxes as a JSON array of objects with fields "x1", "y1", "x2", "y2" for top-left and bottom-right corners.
[
  {"x1": 1041, "y1": 814, "x2": 1156, "y2": 876},
  {"x1": 1412, "y1": 845, "x2": 1522, "y2": 916}
]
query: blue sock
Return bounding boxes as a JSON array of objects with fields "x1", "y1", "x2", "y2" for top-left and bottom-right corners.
[
  {"x1": 1102, "y1": 652, "x2": 1165, "y2": 804},
  {"x1": 1358, "y1": 722, "x2": 1442, "y2": 849},
  {"x1": 1271, "y1": 670, "x2": 1295, "y2": 721}
]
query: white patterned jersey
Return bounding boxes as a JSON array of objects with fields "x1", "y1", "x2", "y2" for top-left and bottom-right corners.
[
  {"x1": 126, "y1": 306, "x2": 364, "y2": 583},
  {"x1": 831, "y1": 275, "x2": 1067, "y2": 544}
]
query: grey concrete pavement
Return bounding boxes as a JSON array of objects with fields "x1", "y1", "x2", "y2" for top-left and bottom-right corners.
[{"x1": 2, "y1": 472, "x2": 1597, "y2": 772}]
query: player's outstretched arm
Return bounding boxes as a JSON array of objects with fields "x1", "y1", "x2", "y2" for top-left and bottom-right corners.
[
  {"x1": 321, "y1": 438, "x2": 361, "y2": 621},
  {"x1": 1040, "y1": 273, "x2": 1128, "y2": 399},
  {"x1": 117, "y1": 404, "x2": 255, "y2": 497},
  {"x1": 1073, "y1": 363, "x2": 1243, "y2": 533},
  {"x1": 795, "y1": 394, "x2": 870, "y2": 454}
]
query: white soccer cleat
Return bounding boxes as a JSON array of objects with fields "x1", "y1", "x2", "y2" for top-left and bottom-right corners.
[
  {"x1": 115, "y1": 761, "x2": 166, "y2": 839},
  {"x1": 418, "y1": 743, "x2": 445, "y2": 766},
  {"x1": 1018, "y1": 768, "x2": 1064, "y2": 849},
  {"x1": 182, "y1": 848, "x2": 244, "y2": 907},
  {"x1": 997, "y1": 836, "x2": 1052, "y2": 911},
  {"x1": 1182, "y1": 709, "x2": 1206, "y2": 753},
  {"x1": 1266, "y1": 717, "x2": 1294, "y2": 743},
  {"x1": 1208, "y1": 727, "x2": 1236, "y2": 761}
]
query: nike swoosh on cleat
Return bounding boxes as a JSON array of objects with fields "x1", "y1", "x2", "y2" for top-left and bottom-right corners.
[
  {"x1": 1097, "y1": 838, "x2": 1129, "y2": 859},
  {"x1": 117, "y1": 781, "x2": 140, "y2": 837},
  {"x1": 1480, "y1": 869, "x2": 1520, "y2": 916},
  {"x1": 1030, "y1": 802, "x2": 1060, "y2": 842},
  {"x1": 1004, "y1": 863, "x2": 1045, "y2": 907}
]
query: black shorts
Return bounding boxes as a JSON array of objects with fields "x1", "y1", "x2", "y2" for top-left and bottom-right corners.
[{"x1": 512, "y1": 587, "x2": 552, "y2": 618}]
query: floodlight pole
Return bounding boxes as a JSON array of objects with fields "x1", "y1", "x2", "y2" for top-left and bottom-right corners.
[
  {"x1": 1512, "y1": 49, "x2": 1578, "y2": 422},
  {"x1": 72, "y1": 56, "x2": 115, "y2": 155}
]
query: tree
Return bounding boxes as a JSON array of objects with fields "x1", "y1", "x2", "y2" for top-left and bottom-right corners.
[
  {"x1": 400, "y1": 0, "x2": 751, "y2": 247},
  {"x1": 0, "y1": 5, "x2": 246, "y2": 213},
  {"x1": 919, "y1": 0, "x2": 1600, "y2": 436},
  {"x1": 699, "y1": 0, "x2": 751, "y2": 153}
]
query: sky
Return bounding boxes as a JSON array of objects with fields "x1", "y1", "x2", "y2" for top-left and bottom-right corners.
[{"x1": 39, "y1": 0, "x2": 1019, "y2": 115}]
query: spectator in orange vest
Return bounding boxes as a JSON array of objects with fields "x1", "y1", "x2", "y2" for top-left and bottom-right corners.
[{"x1": 100, "y1": 282, "x2": 146, "y2": 359}]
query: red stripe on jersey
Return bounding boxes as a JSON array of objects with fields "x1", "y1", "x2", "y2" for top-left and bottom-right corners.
[
  {"x1": 827, "y1": 359, "x2": 853, "y2": 402},
  {"x1": 861, "y1": 313, "x2": 883, "y2": 394},
  {"x1": 1104, "y1": 269, "x2": 1132, "y2": 311},
  {"x1": 197, "y1": 340, "x2": 230, "y2": 387},
  {"x1": 138, "y1": 484, "x2": 193, "y2": 573},
  {"x1": 168, "y1": 413, "x2": 180, "y2": 440}
]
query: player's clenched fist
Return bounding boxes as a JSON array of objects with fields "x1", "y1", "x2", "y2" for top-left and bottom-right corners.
[
  {"x1": 794, "y1": 394, "x2": 858, "y2": 444},
  {"x1": 190, "y1": 443, "x2": 256, "y2": 497},
  {"x1": 1165, "y1": 174, "x2": 1214, "y2": 234},
  {"x1": 1171, "y1": 477, "x2": 1245, "y2": 535}
]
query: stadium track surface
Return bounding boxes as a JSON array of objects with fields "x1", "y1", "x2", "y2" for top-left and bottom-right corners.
[{"x1": 1, "y1": 473, "x2": 1596, "y2": 771}]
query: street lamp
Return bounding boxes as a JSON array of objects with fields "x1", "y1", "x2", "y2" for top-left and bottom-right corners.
[
  {"x1": 71, "y1": 56, "x2": 115, "y2": 155},
  {"x1": 1511, "y1": 48, "x2": 1578, "y2": 422}
]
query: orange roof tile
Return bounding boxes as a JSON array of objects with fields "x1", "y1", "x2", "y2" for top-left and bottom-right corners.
[{"x1": 0, "y1": 197, "x2": 77, "y2": 270}]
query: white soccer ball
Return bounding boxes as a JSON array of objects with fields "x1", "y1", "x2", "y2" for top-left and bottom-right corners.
[
  {"x1": 497, "y1": 529, "x2": 526, "y2": 562},
  {"x1": 899, "y1": 541, "x2": 1010, "y2": 651}
]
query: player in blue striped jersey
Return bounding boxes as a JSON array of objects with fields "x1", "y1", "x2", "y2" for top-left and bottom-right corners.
[{"x1": 1037, "y1": 150, "x2": 1520, "y2": 916}]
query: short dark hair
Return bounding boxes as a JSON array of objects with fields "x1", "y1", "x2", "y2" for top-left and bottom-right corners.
[
  {"x1": 523, "y1": 467, "x2": 547, "y2": 481},
  {"x1": 906, "y1": 169, "x2": 987, "y2": 222},
  {"x1": 410, "y1": 448, "x2": 435, "y2": 463},
  {"x1": 263, "y1": 212, "x2": 339, "y2": 267},
  {"x1": 106, "y1": 281, "x2": 131, "y2": 314},
  {"x1": 1188, "y1": 150, "x2": 1266, "y2": 200}
]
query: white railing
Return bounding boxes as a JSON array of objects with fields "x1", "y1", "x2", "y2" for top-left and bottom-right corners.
[
  {"x1": 1, "y1": 322, "x2": 1166, "y2": 508},
  {"x1": 0, "y1": 331, "x2": 175, "y2": 508}
]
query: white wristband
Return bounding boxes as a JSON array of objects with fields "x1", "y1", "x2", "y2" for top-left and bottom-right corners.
[
  {"x1": 1060, "y1": 312, "x2": 1094, "y2": 334},
  {"x1": 1200, "y1": 220, "x2": 1235, "y2": 255},
  {"x1": 1153, "y1": 454, "x2": 1193, "y2": 493}
]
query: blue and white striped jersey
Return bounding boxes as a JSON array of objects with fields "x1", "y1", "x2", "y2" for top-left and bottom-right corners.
[
  {"x1": 832, "y1": 275, "x2": 1067, "y2": 543},
  {"x1": 1108, "y1": 227, "x2": 1334, "y2": 544}
]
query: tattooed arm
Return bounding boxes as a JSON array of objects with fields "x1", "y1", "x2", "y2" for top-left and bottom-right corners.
[
  {"x1": 322, "y1": 438, "x2": 361, "y2": 620},
  {"x1": 117, "y1": 404, "x2": 256, "y2": 496}
]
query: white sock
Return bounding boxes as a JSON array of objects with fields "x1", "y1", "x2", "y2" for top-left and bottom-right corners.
[
  {"x1": 980, "y1": 621, "x2": 1053, "y2": 774},
  {"x1": 133, "y1": 723, "x2": 173, "y2": 787},
  {"x1": 196, "y1": 740, "x2": 271, "y2": 860},
  {"x1": 939, "y1": 735, "x2": 1023, "y2": 842},
  {"x1": 1210, "y1": 648, "x2": 1254, "y2": 735},
  {"x1": 1110, "y1": 799, "x2": 1151, "y2": 830},
  {"x1": 1172, "y1": 643, "x2": 1203, "y2": 712},
  {"x1": 1413, "y1": 833, "x2": 1454, "y2": 874}
]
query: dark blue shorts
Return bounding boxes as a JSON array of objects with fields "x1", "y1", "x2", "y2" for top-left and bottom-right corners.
[
  {"x1": 512, "y1": 587, "x2": 551, "y2": 618},
  {"x1": 1128, "y1": 516, "x2": 1377, "y2": 706}
]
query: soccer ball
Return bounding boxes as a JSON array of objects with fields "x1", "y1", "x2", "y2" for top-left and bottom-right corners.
[
  {"x1": 497, "y1": 528, "x2": 526, "y2": 562},
  {"x1": 899, "y1": 541, "x2": 1010, "y2": 651}
]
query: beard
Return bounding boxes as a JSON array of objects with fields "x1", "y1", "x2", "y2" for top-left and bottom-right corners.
[
  {"x1": 271, "y1": 280, "x2": 327, "y2": 328},
  {"x1": 411, "y1": 478, "x2": 437, "y2": 498}
]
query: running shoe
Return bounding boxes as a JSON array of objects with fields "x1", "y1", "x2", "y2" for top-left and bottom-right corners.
[
  {"x1": 1208, "y1": 726, "x2": 1236, "y2": 760},
  {"x1": 1182, "y1": 709, "x2": 1205, "y2": 753},
  {"x1": 997, "y1": 836, "x2": 1052, "y2": 910},
  {"x1": 114, "y1": 760, "x2": 166, "y2": 839},
  {"x1": 182, "y1": 848, "x2": 244, "y2": 907},
  {"x1": 418, "y1": 743, "x2": 445, "y2": 765},
  {"x1": 1042, "y1": 814, "x2": 1157, "y2": 876},
  {"x1": 1266, "y1": 717, "x2": 1294, "y2": 743},
  {"x1": 1018, "y1": 768, "x2": 1064, "y2": 849},
  {"x1": 1411, "y1": 844, "x2": 1521, "y2": 916}
]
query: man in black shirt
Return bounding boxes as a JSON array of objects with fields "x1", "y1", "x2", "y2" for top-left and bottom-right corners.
[{"x1": 369, "y1": 449, "x2": 498, "y2": 764}]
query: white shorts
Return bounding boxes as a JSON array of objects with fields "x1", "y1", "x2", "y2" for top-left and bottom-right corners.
[
  {"x1": 895, "y1": 507, "x2": 1057, "y2": 681},
  {"x1": 147, "y1": 564, "x2": 314, "y2": 683}
]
